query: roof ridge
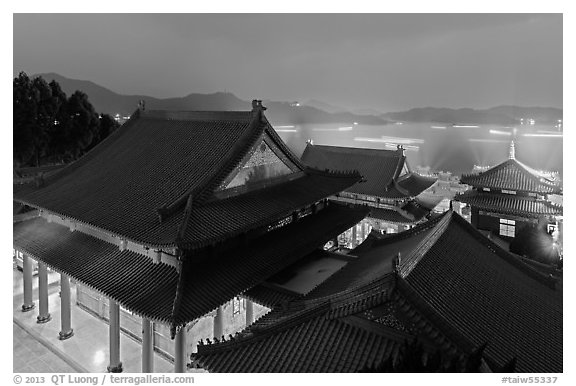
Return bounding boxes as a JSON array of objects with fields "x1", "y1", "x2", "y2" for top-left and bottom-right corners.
[
  {"x1": 306, "y1": 143, "x2": 403, "y2": 157},
  {"x1": 397, "y1": 211, "x2": 453, "y2": 278},
  {"x1": 196, "y1": 302, "x2": 331, "y2": 354},
  {"x1": 141, "y1": 110, "x2": 252, "y2": 121},
  {"x1": 393, "y1": 281, "x2": 475, "y2": 353},
  {"x1": 155, "y1": 110, "x2": 266, "y2": 224},
  {"x1": 262, "y1": 114, "x2": 306, "y2": 170},
  {"x1": 449, "y1": 212, "x2": 560, "y2": 289},
  {"x1": 461, "y1": 158, "x2": 561, "y2": 194}
]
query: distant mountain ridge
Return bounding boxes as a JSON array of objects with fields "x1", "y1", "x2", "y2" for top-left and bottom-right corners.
[
  {"x1": 383, "y1": 106, "x2": 562, "y2": 125},
  {"x1": 34, "y1": 73, "x2": 388, "y2": 125},
  {"x1": 33, "y1": 73, "x2": 562, "y2": 126}
]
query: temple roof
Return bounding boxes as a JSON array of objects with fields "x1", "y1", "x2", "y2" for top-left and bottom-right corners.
[
  {"x1": 460, "y1": 158, "x2": 561, "y2": 194},
  {"x1": 14, "y1": 203, "x2": 369, "y2": 332},
  {"x1": 194, "y1": 211, "x2": 561, "y2": 372},
  {"x1": 194, "y1": 274, "x2": 406, "y2": 372},
  {"x1": 14, "y1": 107, "x2": 360, "y2": 249},
  {"x1": 455, "y1": 190, "x2": 563, "y2": 218},
  {"x1": 301, "y1": 143, "x2": 436, "y2": 199}
]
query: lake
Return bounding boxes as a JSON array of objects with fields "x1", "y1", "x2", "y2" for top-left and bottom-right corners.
[{"x1": 273, "y1": 121, "x2": 563, "y2": 177}]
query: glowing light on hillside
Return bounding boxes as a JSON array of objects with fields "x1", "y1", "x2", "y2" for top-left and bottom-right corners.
[
  {"x1": 275, "y1": 129, "x2": 298, "y2": 133},
  {"x1": 275, "y1": 125, "x2": 295, "y2": 129},
  {"x1": 453, "y1": 125, "x2": 480, "y2": 128},
  {"x1": 431, "y1": 126, "x2": 446, "y2": 129},
  {"x1": 338, "y1": 126, "x2": 353, "y2": 131}
]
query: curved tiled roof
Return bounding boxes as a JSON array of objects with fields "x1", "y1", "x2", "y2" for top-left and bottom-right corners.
[
  {"x1": 460, "y1": 159, "x2": 561, "y2": 194},
  {"x1": 397, "y1": 212, "x2": 562, "y2": 372},
  {"x1": 14, "y1": 203, "x2": 369, "y2": 330},
  {"x1": 301, "y1": 144, "x2": 404, "y2": 196},
  {"x1": 194, "y1": 275, "x2": 403, "y2": 372},
  {"x1": 301, "y1": 143, "x2": 437, "y2": 199},
  {"x1": 180, "y1": 170, "x2": 362, "y2": 249},
  {"x1": 368, "y1": 207, "x2": 414, "y2": 224},
  {"x1": 13, "y1": 217, "x2": 179, "y2": 324},
  {"x1": 14, "y1": 108, "x2": 359, "y2": 249},
  {"x1": 382, "y1": 173, "x2": 437, "y2": 199},
  {"x1": 195, "y1": 211, "x2": 562, "y2": 372},
  {"x1": 455, "y1": 190, "x2": 563, "y2": 218}
]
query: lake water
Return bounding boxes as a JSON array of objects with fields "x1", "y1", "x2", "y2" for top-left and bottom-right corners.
[{"x1": 273, "y1": 121, "x2": 563, "y2": 177}]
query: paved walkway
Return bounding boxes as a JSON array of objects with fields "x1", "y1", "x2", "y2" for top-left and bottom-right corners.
[{"x1": 13, "y1": 267, "x2": 178, "y2": 373}]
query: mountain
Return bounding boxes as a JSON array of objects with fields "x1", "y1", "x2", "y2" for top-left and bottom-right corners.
[
  {"x1": 383, "y1": 106, "x2": 563, "y2": 125},
  {"x1": 303, "y1": 99, "x2": 349, "y2": 113},
  {"x1": 34, "y1": 73, "x2": 389, "y2": 125}
]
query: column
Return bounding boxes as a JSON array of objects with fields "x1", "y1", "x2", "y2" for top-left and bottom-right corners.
[
  {"x1": 107, "y1": 300, "x2": 123, "y2": 373},
  {"x1": 141, "y1": 318, "x2": 154, "y2": 373},
  {"x1": 36, "y1": 262, "x2": 51, "y2": 323},
  {"x1": 174, "y1": 325, "x2": 187, "y2": 373},
  {"x1": 213, "y1": 306, "x2": 223, "y2": 339},
  {"x1": 58, "y1": 274, "x2": 74, "y2": 340},
  {"x1": 21, "y1": 254, "x2": 35, "y2": 312},
  {"x1": 245, "y1": 299, "x2": 255, "y2": 327},
  {"x1": 351, "y1": 225, "x2": 357, "y2": 247}
]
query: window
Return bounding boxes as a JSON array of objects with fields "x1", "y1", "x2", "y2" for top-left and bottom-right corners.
[
  {"x1": 499, "y1": 219, "x2": 515, "y2": 237},
  {"x1": 233, "y1": 297, "x2": 241, "y2": 315}
]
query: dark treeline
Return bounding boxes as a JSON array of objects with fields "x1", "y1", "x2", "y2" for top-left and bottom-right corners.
[{"x1": 13, "y1": 72, "x2": 119, "y2": 167}]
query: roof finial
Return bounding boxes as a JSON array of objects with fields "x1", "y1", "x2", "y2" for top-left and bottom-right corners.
[{"x1": 509, "y1": 140, "x2": 516, "y2": 160}]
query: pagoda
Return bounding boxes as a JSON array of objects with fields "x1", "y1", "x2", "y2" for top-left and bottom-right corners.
[
  {"x1": 193, "y1": 210, "x2": 562, "y2": 373},
  {"x1": 456, "y1": 140, "x2": 562, "y2": 241},
  {"x1": 301, "y1": 143, "x2": 437, "y2": 246},
  {"x1": 13, "y1": 100, "x2": 368, "y2": 372}
]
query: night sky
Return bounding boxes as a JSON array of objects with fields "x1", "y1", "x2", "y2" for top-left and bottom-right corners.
[{"x1": 13, "y1": 13, "x2": 562, "y2": 112}]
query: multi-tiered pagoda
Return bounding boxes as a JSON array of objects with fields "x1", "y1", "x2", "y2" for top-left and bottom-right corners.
[{"x1": 456, "y1": 141, "x2": 562, "y2": 241}]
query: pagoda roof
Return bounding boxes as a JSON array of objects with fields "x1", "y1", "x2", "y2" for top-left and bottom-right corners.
[
  {"x1": 194, "y1": 274, "x2": 407, "y2": 372},
  {"x1": 301, "y1": 143, "x2": 436, "y2": 199},
  {"x1": 455, "y1": 190, "x2": 563, "y2": 219},
  {"x1": 194, "y1": 211, "x2": 562, "y2": 372},
  {"x1": 14, "y1": 107, "x2": 361, "y2": 249},
  {"x1": 14, "y1": 203, "x2": 368, "y2": 333},
  {"x1": 394, "y1": 212, "x2": 562, "y2": 372},
  {"x1": 460, "y1": 158, "x2": 561, "y2": 194},
  {"x1": 366, "y1": 200, "x2": 431, "y2": 224}
]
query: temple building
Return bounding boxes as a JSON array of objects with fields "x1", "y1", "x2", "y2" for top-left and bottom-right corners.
[
  {"x1": 301, "y1": 143, "x2": 437, "y2": 247},
  {"x1": 193, "y1": 210, "x2": 562, "y2": 373},
  {"x1": 13, "y1": 101, "x2": 368, "y2": 373},
  {"x1": 456, "y1": 141, "x2": 563, "y2": 242}
]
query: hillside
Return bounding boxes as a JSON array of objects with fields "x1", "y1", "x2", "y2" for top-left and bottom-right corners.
[
  {"x1": 383, "y1": 106, "x2": 562, "y2": 125},
  {"x1": 35, "y1": 73, "x2": 389, "y2": 126}
]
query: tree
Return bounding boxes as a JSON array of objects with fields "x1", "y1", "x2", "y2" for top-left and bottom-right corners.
[
  {"x1": 14, "y1": 72, "x2": 125, "y2": 167},
  {"x1": 13, "y1": 72, "x2": 38, "y2": 166}
]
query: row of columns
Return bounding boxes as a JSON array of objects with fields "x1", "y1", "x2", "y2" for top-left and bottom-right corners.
[{"x1": 20, "y1": 253, "x2": 257, "y2": 373}]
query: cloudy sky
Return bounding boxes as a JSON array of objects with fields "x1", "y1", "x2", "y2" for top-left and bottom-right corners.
[{"x1": 13, "y1": 13, "x2": 562, "y2": 112}]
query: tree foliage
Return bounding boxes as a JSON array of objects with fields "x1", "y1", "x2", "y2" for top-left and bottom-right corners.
[{"x1": 13, "y1": 72, "x2": 120, "y2": 167}]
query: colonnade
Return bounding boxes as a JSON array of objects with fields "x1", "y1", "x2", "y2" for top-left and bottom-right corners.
[{"x1": 19, "y1": 253, "x2": 258, "y2": 373}]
